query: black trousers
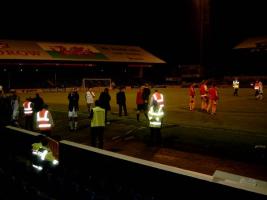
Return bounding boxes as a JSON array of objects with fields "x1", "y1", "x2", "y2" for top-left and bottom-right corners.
[
  {"x1": 118, "y1": 103, "x2": 128, "y2": 116},
  {"x1": 25, "y1": 115, "x2": 33, "y2": 131},
  {"x1": 150, "y1": 127, "x2": 162, "y2": 146},
  {"x1": 234, "y1": 88, "x2": 238, "y2": 96},
  {"x1": 91, "y1": 127, "x2": 104, "y2": 149}
]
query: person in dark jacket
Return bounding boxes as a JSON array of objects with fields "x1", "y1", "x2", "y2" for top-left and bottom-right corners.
[
  {"x1": 142, "y1": 83, "x2": 151, "y2": 115},
  {"x1": 98, "y1": 88, "x2": 111, "y2": 124},
  {"x1": 10, "y1": 89, "x2": 20, "y2": 126},
  {"x1": 33, "y1": 93, "x2": 44, "y2": 112},
  {"x1": 116, "y1": 87, "x2": 128, "y2": 116},
  {"x1": 68, "y1": 88, "x2": 79, "y2": 131}
]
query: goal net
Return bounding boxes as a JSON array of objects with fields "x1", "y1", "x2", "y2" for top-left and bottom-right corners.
[{"x1": 82, "y1": 78, "x2": 112, "y2": 90}]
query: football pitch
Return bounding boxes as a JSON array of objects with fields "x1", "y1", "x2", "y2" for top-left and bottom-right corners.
[{"x1": 18, "y1": 87, "x2": 267, "y2": 162}]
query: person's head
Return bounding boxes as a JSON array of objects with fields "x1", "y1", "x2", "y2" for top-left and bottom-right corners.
[
  {"x1": 36, "y1": 93, "x2": 40, "y2": 98},
  {"x1": 104, "y1": 88, "x2": 109, "y2": 93}
]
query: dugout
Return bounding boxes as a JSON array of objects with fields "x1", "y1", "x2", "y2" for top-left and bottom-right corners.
[{"x1": 0, "y1": 40, "x2": 166, "y2": 90}]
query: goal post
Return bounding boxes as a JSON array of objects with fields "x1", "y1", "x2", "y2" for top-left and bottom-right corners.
[{"x1": 82, "y1": 78, "x2": 112, "y2": 91}]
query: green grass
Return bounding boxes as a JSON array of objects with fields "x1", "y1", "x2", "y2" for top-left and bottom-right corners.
[{"x1": 18, "y1": 87, "x2": 267, "y2": 162}]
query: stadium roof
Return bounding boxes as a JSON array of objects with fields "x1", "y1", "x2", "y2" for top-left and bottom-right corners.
[
  {"x1": 234, "y1": 36, "x2": 267, "y2": 50},
  {"x1": 0, "y1": 40, "x2": 165, "y2": 64}
]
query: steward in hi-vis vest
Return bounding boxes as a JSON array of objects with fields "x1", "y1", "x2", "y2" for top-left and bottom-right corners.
[
  {"x1": 148, "y1": 90, "x2": 164, "y2": 146},
  {"x1": 233, "y1": 78, "x2": 239, "y2": 96},
  {"x1": 89, "y1": 100, "x2": 105, "y2": 149},
  {"x1": 35, "y1": 105, "x2": 54, "y2": 136},
  {"x1": 32, "y1": 136, "x2": 59, "y2": 171},
  {"x1": 23, "y1": 98, "x2": 34, "y2": 130}
]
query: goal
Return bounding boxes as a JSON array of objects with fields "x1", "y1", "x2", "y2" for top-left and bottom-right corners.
[{"x1": 82, "y1": 78, "x2": 112, "y2": 90}]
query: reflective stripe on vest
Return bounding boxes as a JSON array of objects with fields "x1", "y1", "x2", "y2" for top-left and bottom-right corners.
[
  {"x1": 148, "y1": 106, "x2": 164, "y2": 128},
  {"x1": 148, "y1": 107, "x2": 164, "y2": 117},
  {"x1": 37, "y1": 110, "x2": 51, "y2": 130},
  {"x1": 233, "y1": 81, "x2": 239, "y2": 89},
  {"x1": 23, "y1": 101, "x2": 33, "y2": 115},
  {"x1": 149, "y1": 121, "x2": 162, "y2": 126}
]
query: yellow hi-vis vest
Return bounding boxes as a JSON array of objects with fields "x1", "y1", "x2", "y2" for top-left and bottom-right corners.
[
  {"x1": 32, "y1": 142, "x2": 59, "y2": 166},
  {"x1": 233, "y1": 80, "x2": 239, "y2": 89},
  {"x1": 23, "y1": 101, "x2": 33, "y2": 115},
  {"x1": 148, "y1": 106, "x2": 164, "y2": 128},
  {"x1": 91, "y1": 106, "x2": 105, "y2": 127}
]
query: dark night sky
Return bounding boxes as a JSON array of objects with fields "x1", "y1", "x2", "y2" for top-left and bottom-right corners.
[{"x1": 1, "y1": 0, "x2": 266, "y2": 65}]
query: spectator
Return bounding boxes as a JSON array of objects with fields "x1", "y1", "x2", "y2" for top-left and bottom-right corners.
[
  {"x1": 85, "y1": 87, "x2": 95, "y2": 117},
  {"x1": 142, "y1": 83, "x2": 151, "y2": 115},
  {"x1": 136, "y1": 86, "x2": 147, "y2": 121},
  {"x1": 33, "y1": 93, "x2": 44, "y2": 112},
  {"x1": 116, "y1": 87, "x2": 128, "y2": 116},
  {"x1": 10, "y1": 89, "x2": 20, "y2": 127},
  {"x1": 98, "y1": 88, "x2": 111, "y2": 124},
  {"x1": 68, "y1": 88, "x2": 79, "y2": 131}
]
